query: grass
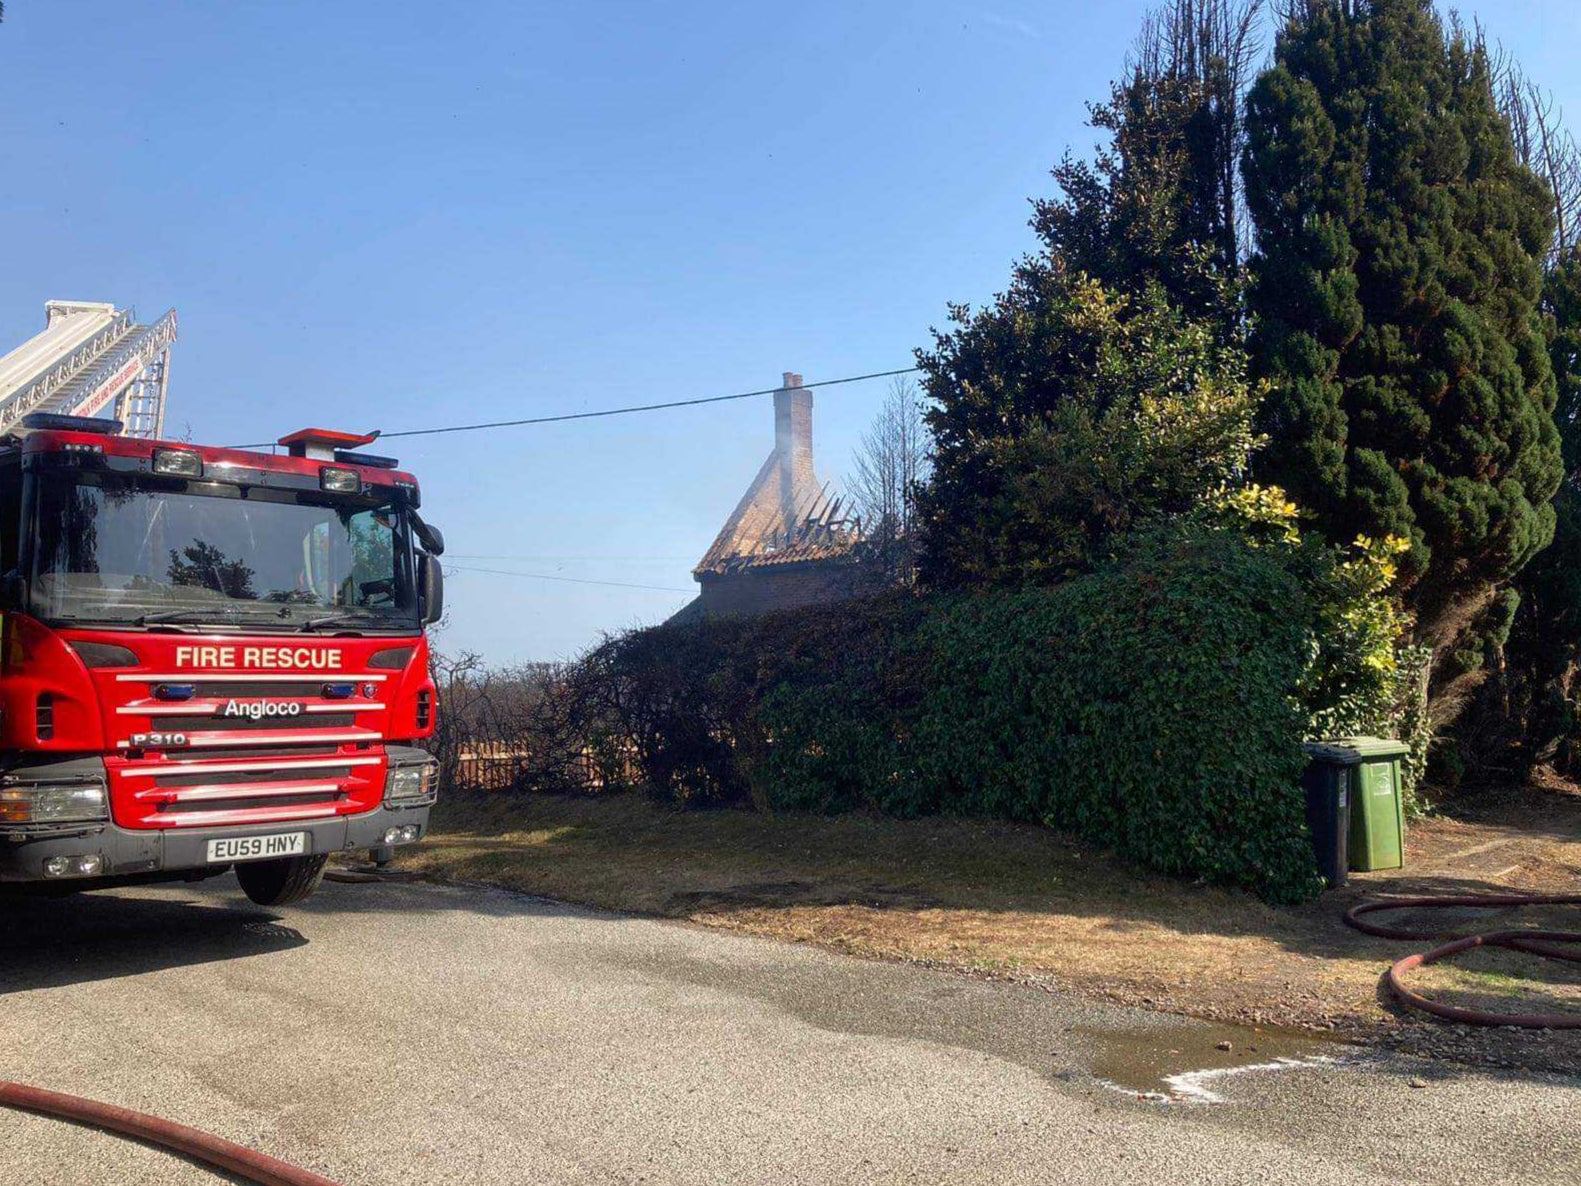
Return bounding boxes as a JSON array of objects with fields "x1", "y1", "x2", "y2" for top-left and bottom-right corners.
[
  {"x1": 386, "y1": 786, "x2": 1567, "y2": 1035},
  {"x1": 380, "y1": 783, "x2": 1581, "y2": 1049}
]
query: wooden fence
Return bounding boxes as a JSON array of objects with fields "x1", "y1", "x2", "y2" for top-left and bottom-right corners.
[{"x1": 453, "y1": 742, "x2": 635, "y2": 792}]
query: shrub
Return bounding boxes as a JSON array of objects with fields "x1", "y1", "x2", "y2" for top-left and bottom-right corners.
[
  {"x1": 750, "y1": 594, "x2": 932, "y2": 816},
  {"x1": 574, "y1": 617, "x2": 754, "y2": 805},
  {"x1": 913, "y1": 528, "x2": 1319, "y2": 902}
]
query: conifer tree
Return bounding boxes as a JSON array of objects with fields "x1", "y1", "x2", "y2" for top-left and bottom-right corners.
[
  {"x1": 1243, "y1": 0, "x2": 1560, "y2": 672},
  {"x1": 1467, "y1": 247, "x2": 1581, "y2": 772},
  {"x1": 1036, "y1": 0, "x2": 1261, "y2": 328}
]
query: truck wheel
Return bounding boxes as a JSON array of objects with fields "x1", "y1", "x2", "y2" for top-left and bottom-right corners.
[{"x1": 235, "y1": 854, "x2": 328, "y2": 906}]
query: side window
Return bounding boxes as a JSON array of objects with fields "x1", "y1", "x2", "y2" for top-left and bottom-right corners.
[{"x1": 347, "y1": 509, "x2": 397, "y2": 606}]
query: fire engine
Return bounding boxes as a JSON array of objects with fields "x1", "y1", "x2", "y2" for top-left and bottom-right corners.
[{"x1": 0, "y1": 414, "x2": 443, "y2": 905}]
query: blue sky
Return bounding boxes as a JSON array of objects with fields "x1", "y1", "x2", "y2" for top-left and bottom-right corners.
[{"x1": 3, "y1": 1, "x2": 1578, "y2": 662}]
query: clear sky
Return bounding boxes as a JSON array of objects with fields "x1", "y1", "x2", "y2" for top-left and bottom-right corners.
[{"x1": 3, "y1": 1, "x2": 1578, "y2": 663}]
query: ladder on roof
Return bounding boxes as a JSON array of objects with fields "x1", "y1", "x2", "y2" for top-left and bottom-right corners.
[{"x1": 0, "y1": 301, "x2": 178, "y2": 438}]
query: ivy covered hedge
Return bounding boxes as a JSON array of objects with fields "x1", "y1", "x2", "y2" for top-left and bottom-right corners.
[{"x1": 574, "y1": 525, "x2": 1400, "y2": 903}]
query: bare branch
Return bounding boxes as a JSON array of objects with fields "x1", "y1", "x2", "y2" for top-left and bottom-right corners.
[
  {"x1": 1491, "y1": 41, "x2": 1581, "y2": 258},
  {"x1": 848, "y1": 378, "x2": 930, "y2": 587},
  {"x1": 1129, "y1": 0, "x2": 1268, "y2": 271}
]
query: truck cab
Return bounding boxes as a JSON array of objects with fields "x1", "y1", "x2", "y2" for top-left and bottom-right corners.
[{"x1": 0, "y1": 415, "x2": 444, "y2": 905}]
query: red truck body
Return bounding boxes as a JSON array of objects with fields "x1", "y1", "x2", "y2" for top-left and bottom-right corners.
[{"x1": 0, "y1": 416, "x2": 443, "y2": 904}]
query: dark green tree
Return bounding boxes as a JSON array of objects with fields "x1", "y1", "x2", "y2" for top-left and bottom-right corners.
[
  {"x1": 1036, "y1": 0, "x2": 1263, "y2": 327},
  {"x1": 1447, "y1": 49, "x2": 1581, "y2": 780},
  {"x1": 917, "y1": 0, "x2": 1265, "y2": 589},
  {"x1": 1243, "y1": 0, "x2": 1561, "y2": 690},
  {"x1": 1461, "y1": 247, "x2": 1581, "y2": 775},
  {"x1": 915, "y1": 269, "x2": 1260, "y2": 588},
  {"x1": 1548, "y1": 247, "x2": 1581, "y2": 483}
]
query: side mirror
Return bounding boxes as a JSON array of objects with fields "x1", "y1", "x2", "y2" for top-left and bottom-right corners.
[
  {"x1": 412, "y1": 514, "x2": 445, "y2": 557},
  {"x1": 419, "y1": 553, "x2": 445, "y2": 625}
]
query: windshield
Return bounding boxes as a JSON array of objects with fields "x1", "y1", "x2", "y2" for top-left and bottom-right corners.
[{"x1": 28, "y1": 474, "x2": 419, "y2": 631}]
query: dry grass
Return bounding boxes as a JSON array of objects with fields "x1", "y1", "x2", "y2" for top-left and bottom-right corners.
[{"x1": 391, "y1": 782, "x2": 1581, "y2": 1039}]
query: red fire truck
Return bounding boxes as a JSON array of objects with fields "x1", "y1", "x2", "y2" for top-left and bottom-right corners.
[{"x1": 0, "y1": 414, "x2": 444, "y2": 905}]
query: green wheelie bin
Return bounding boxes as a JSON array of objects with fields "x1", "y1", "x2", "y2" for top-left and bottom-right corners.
[{"x1": 1334, "y1": 736, "x2": 1410, "y2": 871}]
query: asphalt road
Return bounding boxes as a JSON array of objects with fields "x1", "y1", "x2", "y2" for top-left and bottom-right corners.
[{"x1": 1, "y1": 877, "x2": 1577, "y2": 1186}]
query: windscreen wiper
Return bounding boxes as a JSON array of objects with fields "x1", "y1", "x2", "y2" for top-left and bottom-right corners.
[
  {"x1": 134, "y1": 607, "x2": 243, "y2": 627},
  {"x1": 297, "y1": 613, "x2": 368, "y2": 634}
]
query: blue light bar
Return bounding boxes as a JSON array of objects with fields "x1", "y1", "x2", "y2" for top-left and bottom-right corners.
[{"x1": 333, "y1": 449, "x2": 400, "y2": 470}]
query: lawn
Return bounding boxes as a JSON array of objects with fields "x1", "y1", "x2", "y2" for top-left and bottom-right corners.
[{"x1": 384, "y1": 780, "x2": 1581, "y2": 1068}]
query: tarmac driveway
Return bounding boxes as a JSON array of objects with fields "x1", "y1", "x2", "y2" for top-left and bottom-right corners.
[{"x1": 0, "y1": 878, "x2": 1577, "y2": 1185}]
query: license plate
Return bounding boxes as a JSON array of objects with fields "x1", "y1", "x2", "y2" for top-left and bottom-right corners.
[{"x1": 206, "y1": 832, "x2": 307, "y2": 863}]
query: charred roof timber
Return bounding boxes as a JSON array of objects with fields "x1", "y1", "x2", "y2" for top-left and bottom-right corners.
[{"x1": 693, "y1": 372, "x2": 859, "y2": 579}]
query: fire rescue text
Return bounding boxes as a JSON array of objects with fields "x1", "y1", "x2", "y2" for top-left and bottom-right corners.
[{"x1": 173, "y1": 646, "x2": 345, "y2": 670}]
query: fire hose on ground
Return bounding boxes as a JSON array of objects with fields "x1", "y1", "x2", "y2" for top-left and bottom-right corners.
[
  {"x1": 1344, "y1": 892, "x2": 1581, "y2": 1029},
  {"x1": 0, "y1": 867, "x2": 410, "y2": 1181},
  {"x1": 0, "y1": 1078, "x2": 345, "y2": 1186}
]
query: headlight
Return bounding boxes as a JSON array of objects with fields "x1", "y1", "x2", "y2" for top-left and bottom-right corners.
[
  {"x1": 384, "y1": 759, "x2": 438, "y2": 806},
  {"x1": 152, "y1": 448, "x2": 203, "y2": 477},
  {"x1": 0, "y1": 782, "x2": 108, "y2": 825},
  {"x1": 320, "y1": 466, "x2": 362, "y2": 493}
]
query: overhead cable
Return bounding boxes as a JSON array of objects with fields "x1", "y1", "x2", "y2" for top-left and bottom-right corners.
[
  {"x1": 447, "y1": 563, "x2": 694, "y2": 594},
  {"x1": 227, "y1": 366, "x2": 919, "y2": 449}
]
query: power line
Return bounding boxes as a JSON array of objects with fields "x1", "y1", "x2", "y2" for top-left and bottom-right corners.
[
  {"x1": 446, "y1": 552, "x2": 696, "y2": 563},
  {"x1": 227, "y1": 366, "x2": 919, "y2": 449},
  {"x1": 448, "y1": 563, "x2": 694, "y2": 594},
  {"x1": 385, "y1": 366, "x2": 919, "y2": 439}
]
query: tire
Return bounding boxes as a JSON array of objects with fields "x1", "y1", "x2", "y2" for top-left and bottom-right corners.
[{"x1": 235, "y1": 854, "x2": 328, "y2": 906}]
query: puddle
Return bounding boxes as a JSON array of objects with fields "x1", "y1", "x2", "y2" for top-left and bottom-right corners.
[{"x1": 1074, "y1": 1022, "x2": 1351, "y2": 1104}]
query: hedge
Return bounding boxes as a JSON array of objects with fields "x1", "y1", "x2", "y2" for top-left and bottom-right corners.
[
  {"x1": 574, "y1": 527, "x2": 1364, "y2": 902},
  {"x1": 916, "y1": 532, "x2": 1316, "y2": 900}
]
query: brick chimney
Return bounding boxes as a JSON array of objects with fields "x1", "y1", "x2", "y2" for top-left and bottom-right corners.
[{"x1": 773, "y1": 371, "x2": 815, "y2": 490}]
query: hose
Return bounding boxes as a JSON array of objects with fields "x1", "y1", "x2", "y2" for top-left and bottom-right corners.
[
  {"x1": 1344, "y1": 893, "x2": 1581, "y2": 1029},
  {"x1": 0, "y1": 1078, "x2": 345, "y2": 1186},
  {"x1": 324, "y1": 868, "x2": 421, "y2": 884}
]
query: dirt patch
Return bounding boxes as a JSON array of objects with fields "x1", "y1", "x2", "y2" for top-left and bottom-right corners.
[{"x1": 383, "y1": 780, "x2": 1581, "y2": 1074}]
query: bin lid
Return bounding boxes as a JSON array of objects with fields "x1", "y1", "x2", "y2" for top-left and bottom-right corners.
[
  {"x1": 1303, "y1": 742, "x2": 1363, "y2": 765},
  {"x1": 1305, "y1": 735, "x2": 1410, "y2": 763}
]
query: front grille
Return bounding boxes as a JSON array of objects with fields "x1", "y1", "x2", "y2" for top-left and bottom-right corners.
[
  {"x1": 146, "y1": 742, "x2": 346, "y2": 764},
  {"x1": 188, "y1": 680, "x2": 351, "y2": 698},
  {"x1": 151, "y1": 763, "x2": 357, "y2": 789},
  {"x1": 149, "y1": 712, "x2": 356, "y2": 733},
  {"x1": 156, "y1": 791, "x2": 344, "y2": 814}
]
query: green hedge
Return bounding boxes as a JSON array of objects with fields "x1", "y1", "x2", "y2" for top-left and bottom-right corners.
[
  {"x1": 920, "y1": 532, "x2": 1315, "y2": 900},
  {"x1": 582, "y1": 528, "x2": 1336, "y2": 902}
]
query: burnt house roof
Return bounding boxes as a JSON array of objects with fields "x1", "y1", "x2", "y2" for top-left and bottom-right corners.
[{"x1": 694, "y1": 372, "x2": 859, "y2": 577}]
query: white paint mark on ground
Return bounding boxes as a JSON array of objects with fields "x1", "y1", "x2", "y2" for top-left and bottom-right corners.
[{"x1": 1097, "y1": 1054, "x2": 1350, "y2": 1105}]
